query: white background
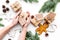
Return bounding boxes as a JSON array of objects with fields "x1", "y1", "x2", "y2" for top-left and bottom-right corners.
[{"x1": 0, "y1": 0, "x2": 60, "y2": 40}]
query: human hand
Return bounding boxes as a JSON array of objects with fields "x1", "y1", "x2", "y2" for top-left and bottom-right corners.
[
  {"x1": 22, "y1": 12, "x2": 30, "y2": 28},
  {"x1": 10, "y1": 13, "x2": 20, "y2": 27},
  {"x1": 23, "y1": 17, "x2": 30, "y2": 28}
]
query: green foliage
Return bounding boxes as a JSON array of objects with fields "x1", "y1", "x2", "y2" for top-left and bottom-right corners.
[
  {"x1": 0, "y1": 18, "x2": 4, "y2": 27},
  {"x1": 24, "y1": 0, "x2": 38, "y2": 3},
  {"x1": 52, "y1": 0, "x2": 60, "y2": 3},
  {"x1": 24, "y1": 0, "x2": 28, "y2": 2},
  {"x1": 39, "y1": 0, "x2": 60, "y2": 13},
  {"x1": 0, "y1": 18, "x2": 3, "y2": 21},
  {"x1": 26, "y1": 31, "x2": 40, "y2": 40},
  {"x1": 39, "y1": 0, "x2": 56, "y2": 13},
  {"x1": 0, "y1": 23, "x2": 4, "y2": 27}
]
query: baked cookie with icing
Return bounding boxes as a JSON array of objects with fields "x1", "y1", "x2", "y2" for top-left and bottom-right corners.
[
  {"x1": 11, "y1": 1, "x2": 22, "y2": 12},
  {"x1": 31, "y1": 14, "x2": 43, "y2": 27},
  {"x1": 44, "y1": 12, "x2": 56, "y2": 23},
  {"x1": 19, "y1": 12, "x2": 30, "y2": 26},
  {"x1": 36, "y1": 12, "x2": 56, "y2": 35}
]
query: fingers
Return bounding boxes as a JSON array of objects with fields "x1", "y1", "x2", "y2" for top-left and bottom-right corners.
[
  {"x1": 22, "y1": 12, "x2": 30, "y2": 27},
  {"x1": 24, "y1": 16, "x2": 30, "y2": 27},
  {"x1": 15, "y1": 13, "x2": 20, "y2": 18},
  {"x1": 26, "y1": 12, "x2": 30, "y2": 25},
  {"x1": 17, "y1": 10, "x2": 22, "y2": 16},
  {"x1": 13, "y1": 13, "x2": 20, "y2": 20},
  {"x1": 27, "y1": 12, "x2": 30, "y2": 23},
  {"x1": 16, "y1": 16, "x2": 19, "y2": 20},
  {"x1": 26, "y1": 11, "x2": 30, "y2": 17},
  {"x1": 27, "y1": 17, "x2": 30, "y2": 23},
  {"x1": 14, "y1": 10, "x2": 22, "y2": 18}
]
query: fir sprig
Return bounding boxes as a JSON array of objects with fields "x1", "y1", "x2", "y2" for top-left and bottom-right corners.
[
  {"x1": 0, "y1": 23, "x2": 4, "y2": 27},
  {"x1": 24, "y1": 0, "x2": 38, "y2": 3},
  {"x1": 0, "y1": 18, "x2": 3, "y2": 21},
  {"x1": 0, "y1": 18, "x2": 4, "y2": 27},
  {"x1": 39, "y1": 0, "x2": 60, "y2": 13},
  {"x1": 26, "y1": 31, "x2": 40, "y2": 40}
]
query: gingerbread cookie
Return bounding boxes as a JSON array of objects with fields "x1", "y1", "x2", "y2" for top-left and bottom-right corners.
[
  {"x1": 11, "y1": 1, "x2": 22, "y2": 12},
  {"x1": 36, "y1": 23, "x2": 49, "y2": 35},
  {"x1": 36, "y1": 12, "x2": 56, "y2": 35},
  {"x1": 31, "y1": 14, "x2": 43, "y2": 27},
  {"x1": 19, "y1": 12, "x2": 30, "y2": 26},
  {"x1": 44, "y1": 12, "x2": 56, "y2": 23}
]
